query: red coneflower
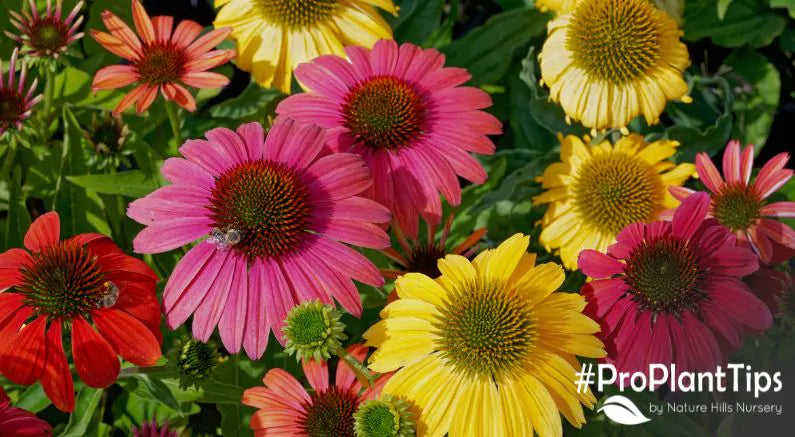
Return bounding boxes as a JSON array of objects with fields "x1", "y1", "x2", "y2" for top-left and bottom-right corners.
[
  {"x1": 670, "y1": 140, "x2": 795, "y2": 264},
  {"x1": 0, "y1": 387, "x2": 52, "y2": 436},
  {"x1": 579, "y1": 192, "x2": 772, "y2": 376},
  {"x1": 0, "y1": 48, "x2": 41, "y2": 136},
  {"x1": 90, "y1": 0, "x2": 235, "y2": 115},
  {"x1": 0, "y1": 212, "x2": 162, "y2": 412},
  {"x1": 7, "y1": 0, "x2": 84, "y2": 60}
]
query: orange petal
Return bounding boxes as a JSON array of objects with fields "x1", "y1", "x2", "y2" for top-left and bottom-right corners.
[
  {"x1": 90, "y1": 29, "x2": 139, "y2": 61},
  {"x1": 171, "y1": 19, "x2": 203, "y2": 49},
  {"x1": 92, "y1": 65, "x2": 140, "y2": 90},
  {"x1": 131, "y1": 0, "x2": 155, "y2": 45},
  {"x1": 181, "y1": 71, "x2": 229, "y2": 89},
  {"x1": 163, "y1": 83, "x2": 196, "y2": 112},
  {"x1": 185, "y1": 27, "x2": 232, "y2": 56},
  {"x1": 113, "y1": 84, "x2": 148, "y2": 116},
  {"x1": 101, "y1": 10, "x2": 141, "y2": 58},
  {"x1": 152, "y1": 15, "x2": 173, "y2": 43},
  {"x1": 135, "y1": 84, "x2": 159, "y2": 114},
  {"x1": 185, "y1": 49, "x2": 236, "y2": 72}
]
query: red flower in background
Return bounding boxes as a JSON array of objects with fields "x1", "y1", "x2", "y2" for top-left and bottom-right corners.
[
  {"x1": 670, "y1": 141, "x2": 795, "y2": 264},
  {"x1": 90, "y1": 0, "x2": 234, "y2": 115},
  {"x1": 579, "y1": 193, "x2": 772, "y2": 376},
  {"x1": 0, "y1": 387, "x2": 52, "y2": 436},
  {"x1": 0, "y1": 212, "x2": 162, "y2": 412}
]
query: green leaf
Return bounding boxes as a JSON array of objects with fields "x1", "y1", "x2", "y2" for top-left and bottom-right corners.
[
  {"x1": 58, "y1": 387, "x2": 103, "y2": 437},
  {"x1": 2, "y1": 164, "x2": 30, "y2": 251},
  {"x1": 684, "y1": 0, "x2": 786, "y2": 48},
  {"x1": 443, "y1": 8, "x2": 549, "y2": 85},
  {"x1": 724, "y1": 48, "x2": 781, "y2": 148},
  {"x1": 718, "y1": 0, "x2": 734, "y2": 19},
  {"x1": 770, "y1": 0, "x2": 795, "y2": 18},
  {"x1": 135, "y1": 374, "x2": 181, "y2": 413},
  {"x1": 15, "y1": 384, "x2": 52, "y2": 414},
  {"x1": 54, "y1": 108, "x2": 112, "y2": 236},
  {"x1": 67, "y1": 170, "x2": 161, "y2": 198},
  {"x1": 209, "y1": 82, "x2": 283, "y2": 119},
  {"x1": 390, "y1": 0, "x2": 445, "y2": 44}
]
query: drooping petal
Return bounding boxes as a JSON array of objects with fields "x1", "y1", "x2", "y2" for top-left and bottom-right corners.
[
  {"x1": 41, "y1": 322, "x2": 75, "y2": 412},
  {"x1": 71, "y1": 315, "x2": 120, "y2": 388}
]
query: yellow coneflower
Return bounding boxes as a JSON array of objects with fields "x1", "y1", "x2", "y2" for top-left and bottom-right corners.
[
  {"x1": 364, "y1": 234, "x2": 605, "y2": 436},
  {"x1": 533, "y1": 134, "x2": 695, "y2": 270},
  {"x1": 535, "y1": 0, "x2": 581, "y2": 14},
  {"x1": 213, "y1": 0, "x2": 396, "y2": 93},
  {"x1": 539, "y1": 0, "x2": 690, "y2": 132}
]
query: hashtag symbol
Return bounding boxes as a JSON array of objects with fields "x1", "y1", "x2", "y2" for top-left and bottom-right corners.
[{"x1": 575, "y1": 363, "x2": 595, "y2": 393}]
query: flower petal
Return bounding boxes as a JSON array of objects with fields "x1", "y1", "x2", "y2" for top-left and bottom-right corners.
[
  {"x1": 71, "y1": 315, "x2": 120, "y2": 388},
  {"x1": 23, "y1": 211, "x2": 60, "y2": 252}
]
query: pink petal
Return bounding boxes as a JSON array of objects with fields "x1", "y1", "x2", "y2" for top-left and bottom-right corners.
[
  {"x1": 305, "y1": 154, "x2": 372, "y2": 200},
  {"x1": 312, "y1": 196, "x2": 391, "y2": 225},
  {"x1": 430, "y1": 87, "x2": 492, "y2": 112},
  {"x1": 192, "y1": 252, "x2": 238, "y2": 342},
  {"x1": 739, "y1": 144, "x2": 755, "y2": 185},
  {"x1": 218, "y1": 255, "x2": 248, "y2": 353},
  {"x1": 132, "y1": 217, "x2": 213, "y2": 253},
  {"x1": 311, "y1": 54, "x2": 360, "y2": 87},
  {"x1": 722, "y1": 140, "x2": 742, "y2": 185},
  {"x1": 277, "y1": 120, "x2": 326, "y2": 170},
  {"x1": 582, "y1": 278, "x2": 629, "y2": 319},
  {"x1": 753, "y1": 152, "x2": 791, "y2": 198},
  {"x1": 707, "y1": 277, "x2": 772, "y2": 331},
  {"x1": 244, "y1": 260, "x2": 270, "y2": 359},
  {"x1": 180, "y1": 138, "x2": 236, "y2": 175},
  {"x1": 263, "y1": 368, "x2": 310, "y2": 403},
  {"x1": 419, "y1": 67, "x2": 471, "y2": 90},
  {"x1": 181, "y1": 71, "x2": 229, "y2": 89},
  {"x1": 236, "y1": 122, "x2": 265, "y2": 161},
  {"x1": 162, "y1": 242, "x2": 218, "y2": 312},
  {"x1": 205, "y1": 127, "x2": 248, "y2": 166},
  {"x1": 748, "y1": 226, "x2": 775, "y2": 265},
  {"x1": 671, "y1": 192, "x2": 710, "y2": 241},
  {"x1": 393, "y1": 42, "x2": 421, "y2": 78},
  {"x1": 276, "y1": 94, "x2": 343, "y2": 128},
  {"x1": 403, "y1": 46, "x2": 445, "y2": 82},
  {"x1": 757, "y1": 218, "x2": 795, "y2": 249},
  {"x1": 171, "y1": 19, "x2": 203, "y2": 49},
  {"x1": 761, "y1": 201, "x2": 795, "y2": 218},
  {"x1": 316, "y1": 220, "x2": 390, "y2": 249},
  {"x1": 186, "y1": 27, "x2": 232, "y2": 55},
  {"x1": 131, "y1": 0, "x2": 155, "y2": 45},
  {"x1": 695, "y1": 153, "x2": 725, "y2": 193},
  {"x1": 668, "y1": 185, "x2": 695, "y2": 201},
  {"x1": 127, "y1": 197, "x2": 210, "y2": 224},
  {"x1": 263, "y1": 260, "x2": 298, "y2": 344},
  {"x1": 294, "y1": 62, "x2": 349, "y2": 100},
  {"x1": 152, "y1": 16, "x2": 173, "y2": 43},
  {"x1": 160, "y1": 157, "x2": 215, "y2": 190},
  {"x1": 645, "y1": 315, "x2": 672, "y2": 375},
  {"x1": 343, "y1": 45, "x2": 373, "y2": 78},
  {"x1": 578, "y1": 250, "x2": 625, "y2": 278},
  {"x1": 308, "y1": 235, "x2": 383, "y2": 287},
  {"x1": 702, "y1": 300, "x2": 743, "y2": 348},
  {"x1": 755, "y1": 169, "x2": 793, "y2": 199},
  {"x1": 702, "y1": 245, "x2": 758, "y2": 277},
  {"x1": 370, "y1": 39, "x2": 399, "y2": 76},
  {"x1": 680, "y1": 312, "x2": 723, "y2": 371}
]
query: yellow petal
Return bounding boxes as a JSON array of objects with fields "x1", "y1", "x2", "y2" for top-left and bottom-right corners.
[
  {"x1": 478, "y1": 234, "x2": 530, "y2": 281},
  {"x1": 396, "y1": 273, "x2": 447, "y2": 307},
  {"x1": 516, "y1": 262, "x2": 565, "y2": 303},
  {"x1": 437, "y1": 254, "x2": 476, "y2": 291}
]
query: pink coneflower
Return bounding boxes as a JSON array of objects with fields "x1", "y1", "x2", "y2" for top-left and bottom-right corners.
[
  {"x1": 90, "y1": 0, "x2": 235, "y2": 115},
  {"x1": 132, "y1": 418, "x2": 177, "y2": 437},
  {"x1": 277, "y1": 39, "x2": 501, "y2": 237},
  {"x1": 242, "y1": 345, "x2": 388, "y2": 437},
  {"x1": 746, "y1": 268, "x2": 795, "y2": 323},
  {"x1": 7, "y1": 0, "x2": 84, "y2": 60},
  {"x1": 670, "y1": 141, "x2": 795, "y2": 264},
  {"x1": 0, "y1": 387, "x2": 52, "y2": 436},
  {"x1": 578, "y1": 192, "x2": 772, "y2": 374},
  {"x1": 127, "y1": 119, "x2": 391, "y2": 359},
  {"x1": 0, "y1": 48, "x2": 41, "y2": 136}
]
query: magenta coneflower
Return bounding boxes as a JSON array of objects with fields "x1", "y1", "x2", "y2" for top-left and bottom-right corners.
[
  {"x1": 127, "y1": 119, "x2": 391, "y2": 359},
  {"x1": 7, "y1": 0, "x2": 84, "y2": 60},
  {"x1": 670, "y1": 141, "x2": 795, "y2": 264},
  {"x1": 0, "y1": 387, "x2": 52, "y2": 436},
  {"x1": 0, "y1": 48, "x2": 41, "y2": 136},
  {"x1": 242, "y1": 345, "x2": 388, "y2": 437},
  {"x1": 277, "y1": 39, "x2": 501, "y2": 236},
  {"x1": 132, "y1": 418, "x2": 176, "y2": 437},
  {"x1": 578, "y1": 192, "x2": 772, "y2": 375}
]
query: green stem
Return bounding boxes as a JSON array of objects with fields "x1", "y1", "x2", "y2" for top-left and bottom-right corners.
[
  {"x1": 165, "y1": 100, "x2": 182, "y2": 147},
  {"x1": 118, "y1": 365, "x2": 176, "y2": 378},
  {"x1": 43, "y1": 68, "x2": 54, "y2": 118},
  {"x1": 336, "y1": 348, "x2": 377, "y2": 388}
]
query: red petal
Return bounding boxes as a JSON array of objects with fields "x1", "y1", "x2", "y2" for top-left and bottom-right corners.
[
  {"x1": 671, "y1": 192, "x2": 710, "y2": 240},
  {"x1": 23, "y1": 211, "x2": 60, "y2": 252},
  {"x1": 0, "y1": 316, "x2": 46, "y2": 385},
  {"x1": 87, "y1": 237, "x2": 157, "y2": 280},
  {"x1": 0, "y1": 248, "x2": 31, "y2": 290},
  {"x1": 41, "y1": 322, "x2": 75, "y2": 412},
  {"x1": 92, "y1": 309, "x2": 161, "y2": 366},
  {"x1": 71, "y1": 315, "x2": 120, "y2": 388},
  {"x1": 577, "y1": 250, "x2": 625, "y2": 278}
]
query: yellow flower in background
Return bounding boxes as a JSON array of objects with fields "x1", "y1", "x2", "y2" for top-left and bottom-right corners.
[
  {"x1": 533, "y1": 134, "x2": 695, "y2": 270},
  {"x1": 537, "y1": 0, "x2": 684, "y2": 22},
  {"x1": 539, "y1": 0, "x2": 690, "y2": 132},
  {"x1": 214, "y1": 0, "x2": 396, "y2": 93},
  {"x1": 364, "y1": 234, "x2": 605, "y2": 437}
]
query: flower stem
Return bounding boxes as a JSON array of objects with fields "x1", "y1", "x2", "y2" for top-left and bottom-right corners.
[
  {"x1": 43, "y1": 68, "x2": 55, "y2": 117},
  {"x1": 336, "y1": 348, "x2": 377, "y2": 388},
  {"x1": 165, "y1": 100, "x2": 182, "y2": 147},
  {"x1": 118, "y1": 365, "x2": 176, "y2": 378}
]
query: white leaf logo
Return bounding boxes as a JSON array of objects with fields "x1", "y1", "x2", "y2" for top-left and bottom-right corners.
[{"x1": 597, "y1": 395, "x2": 652, "y2": 426}]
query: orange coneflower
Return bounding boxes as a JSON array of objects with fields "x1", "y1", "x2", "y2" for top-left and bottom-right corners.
[{"x1": 90, "y1": 0, "x2": 235, "y2": 115}]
